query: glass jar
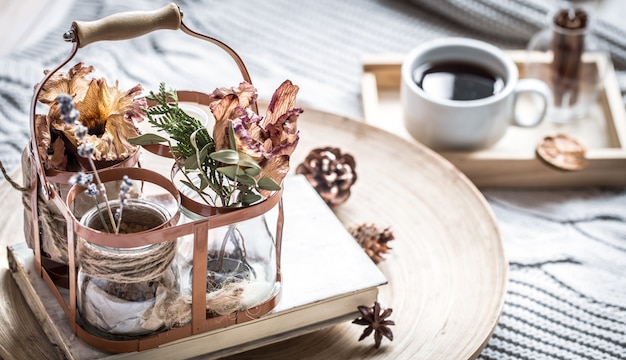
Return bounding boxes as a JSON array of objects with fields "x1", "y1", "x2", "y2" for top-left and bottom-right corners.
[
  {"x1": 207, "y1": 213, "x2": 279, "y2": 313},
  {"x1": 525, "y1": 0, "x2": 609, "y2": 123},
  {"x1": 176, "y1": 187, "x2": 282, "y2": 317},
  {"x1": 77, "y1": 199, "x2": 179, "y2": 338},
  {"x1": 22, "y1": 149, "x2": 140, "y2": 290}
]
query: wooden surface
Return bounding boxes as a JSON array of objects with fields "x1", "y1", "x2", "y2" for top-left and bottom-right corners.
[
  {"x1": 362, "y1": 51, "x2": 626, "y2": 187},
  {"x1": 0, "y1": 107, "x2": 507, "y2": 359},
  {"x1": 0, "y1": 168, "x2": 66, "y2": 359}
]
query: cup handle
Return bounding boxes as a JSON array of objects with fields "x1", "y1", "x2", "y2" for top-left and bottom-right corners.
[{"x1": 512, "y1": 78, "x2": 552, "y2": 127}]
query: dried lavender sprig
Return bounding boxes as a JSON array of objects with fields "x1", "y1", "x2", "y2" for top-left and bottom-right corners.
[
  {"x1": 86, "y1": 157, "x2": 119, "y2": 234},
  {"x1": 114, "y1": 175, "x2": 133, "y2": 234},
  {"x1": 57, "y1": 93, "x2": 119, "y2": 234},
  {"x1": 74, "y1": 123, "x2": 88, "y2": 140},
  {"x1": 69, "y1": 172, "x2": 93, "y2": 187},
  {"x1": 85, "y1": 182, "x2": 111, "y2": 233},
  {"x1": 77, "y1": 142, "x2": 95, "y2": 158},
  {"x1": 69, "y1": 174, "x2": 111, "y2": 233},
  {"x1": 57, "y1": 94, "x2": 80, "y2": 125}
]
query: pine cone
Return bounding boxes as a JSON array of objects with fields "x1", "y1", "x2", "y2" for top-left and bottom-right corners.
[
  {"x1": 296, "y1": 147, "x2": 357, "y2": 206},
  {"x1": 349, "y1": 223, "x2": 394, "y2": 264}
]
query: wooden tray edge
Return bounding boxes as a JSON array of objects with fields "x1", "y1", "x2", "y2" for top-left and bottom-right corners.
[{"x1": 361, "y1": 51, "x2": 626, "y2": 187}]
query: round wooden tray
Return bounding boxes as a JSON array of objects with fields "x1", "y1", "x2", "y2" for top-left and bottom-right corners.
[
  {"x1": 0, "y1": 106, "x2": 507, "y2": 359},
  {"x1": 232, "y1": 107, "x2": 508, "y2": 359}
]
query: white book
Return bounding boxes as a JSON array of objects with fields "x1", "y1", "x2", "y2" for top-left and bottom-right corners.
[{"x1": 8, "y1": 175, "x2": 388, "y2": 359}]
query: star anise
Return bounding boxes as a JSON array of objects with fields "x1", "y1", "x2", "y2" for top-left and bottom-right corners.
[{"x1": 352, "y1": 301, "x2": 395, "y2": 348}]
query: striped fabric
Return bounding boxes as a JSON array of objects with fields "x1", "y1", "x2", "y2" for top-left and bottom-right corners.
[
  {"x1": 1, "y1": 0, "x2": 624, "y2": 358},
  {"x1": 482, "y1": 187, "x2": 626, "y2": 359},
  {"x1": 413, "y1": 0, "x2": 626, "y2": 69}
]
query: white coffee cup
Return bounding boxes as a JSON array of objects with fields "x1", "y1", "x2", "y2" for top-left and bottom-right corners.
[{"x1": 401, "y1": 37, "x2": 551, "y2": 150}]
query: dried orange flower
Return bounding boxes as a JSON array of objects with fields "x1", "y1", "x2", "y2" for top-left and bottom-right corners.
[{"x1": 35, "y1": 62, "x2": 146, "y2": 170}]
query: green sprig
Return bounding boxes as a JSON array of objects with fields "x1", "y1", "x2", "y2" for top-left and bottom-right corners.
[{"x1": 129, "y1": 83, "x2": 279, "y2": 208}]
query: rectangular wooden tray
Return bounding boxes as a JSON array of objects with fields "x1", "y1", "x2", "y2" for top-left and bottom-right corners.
[{"x1": 361, "y1": 50, "x2": 626, "y2": 187}]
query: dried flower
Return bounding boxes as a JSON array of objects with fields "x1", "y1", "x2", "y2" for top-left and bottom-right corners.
[
  {"x1": 296, "y1": 147, "x2": 357, "y2": 206},
  {"x1": 77, "y1": 142, "x2": 95, "y2": 158},
  {"x1": 69, "y1": 172, "x2": 93, "y2": 186},
  {"x1": 352, "y1": 302, "x2": 395, "y2": 349},
  {"x1": 59, "y1": 94, "x2": 133, "y2": 234},
  {"x1": 57, "y1": 93, "x2": 80, "y2": 125},
  {"x1": 74, "y1": 123, "x2": 89, "y2": 140},
  {"x1": 210, "y1": 80, "x2": 302, "y2": 189},
  {"x1": 85, "y1": 183, "x2": 99, "y2": 198},
  {"x1": 35, "y1": 62, "x2": 146, "y2": 170},
  {"x1": 119, "y1": 175, "x2": 133, "y2": 205},
  {"x1": 132, "y1": 81, "x2": 302, "y2": 208},
  {"x1": 349, "y1": 223, "x2": 394, "y2": 264}
]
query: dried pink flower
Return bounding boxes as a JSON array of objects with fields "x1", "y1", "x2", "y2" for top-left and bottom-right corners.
[{"x1": 209, "y1": 80, "x2": 303, "y2": 187}]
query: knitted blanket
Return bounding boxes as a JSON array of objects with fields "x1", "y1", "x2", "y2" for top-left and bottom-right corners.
[{"x1": 1, "y1": 1, "x2": 624, "y2": 358}]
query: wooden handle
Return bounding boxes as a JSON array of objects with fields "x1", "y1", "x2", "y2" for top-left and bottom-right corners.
[{"x1": 73, "y1": 3, "x2": 182, "y2": 48}]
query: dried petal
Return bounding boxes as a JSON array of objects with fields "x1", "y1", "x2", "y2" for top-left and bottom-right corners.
[
  {"x1": 258, "y1": 155, "x2": 290, "y2": 197},
  {"x1": 76, "y1": 79, "x2": 109, "y2": 134},
  {"x1": 38, "y1": 62, "x2": 94, "y2": 105},
  {"x1": 209, "y1": 82, "x2": 257, "y2": 151},
  {"x1": 209, "y1": 82, "x2": 257, "y2": 117},
  {"x1": 49, "y1": 138, "x2": 66, "y2": 169},
  {"x1": 210, "y1": 96, "x2": 240, "y2": 150},
  {"x1": 34, "y1": 114, "x2": 51, "y2": 162},
  {"x1": 123, "y1": 84, "x2": 147, "y2": 124},
  {"x1": 36, "y1": 63, "x2": 145, "y2": 169},
  {"x1": 231, "y1": 119, "x2": 265, "y2": 162},
  {"x1": 208, "y1": 80, "x2": 302, "y2": 192},
  {"x1": 263, "y1": 80, "x2": 299, "y2": 128}
]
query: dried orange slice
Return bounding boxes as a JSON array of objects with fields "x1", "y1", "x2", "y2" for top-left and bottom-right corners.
[{"x1": 536, "y1": 133, "x2": 588, "y2": 171}]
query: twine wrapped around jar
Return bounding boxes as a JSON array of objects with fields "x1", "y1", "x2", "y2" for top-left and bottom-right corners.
[
  {"x1": 150, "y1": 282, "x2": 245, "y2": 328},
  {"x1": 76, "y1": 196, "x2": 255, "y2": 334},
  {"x1": 77, "y1": 199, "x2": 176, "y2": 282},
  {"x1": 77, "y1": 199, "x2": 180, "y2": 336},
  {"x1": 77, "y1": 239, "x2": 176, "y2": 284}
]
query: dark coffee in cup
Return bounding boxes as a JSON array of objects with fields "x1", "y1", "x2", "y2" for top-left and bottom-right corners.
[
  {"x1": 402, "y1": 38, "x2": 550, "y2": 150},
  {"x1": 412, "y1": 61, "x2": 505, "y2": 101}
]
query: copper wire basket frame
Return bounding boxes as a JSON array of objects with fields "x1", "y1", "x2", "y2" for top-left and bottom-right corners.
[{"x1": 26, "y1": 3, "x2": 284, "y2": 353}]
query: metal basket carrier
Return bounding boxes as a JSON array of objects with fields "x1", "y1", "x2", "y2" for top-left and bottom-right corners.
[{"x1": 27, "y1": 3, "x2": 285, "y2": 353}]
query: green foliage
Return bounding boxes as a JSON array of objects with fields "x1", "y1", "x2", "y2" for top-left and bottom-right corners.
[
  {"x1": 128, "y1": 133, "x2": 169, "y2": 145},
  {"x1": 130, "y1": 83, "x2": 280, "y2": 208},
  {"x1": 142, "y1": 83, "x2": 213, "y2": 160}
]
